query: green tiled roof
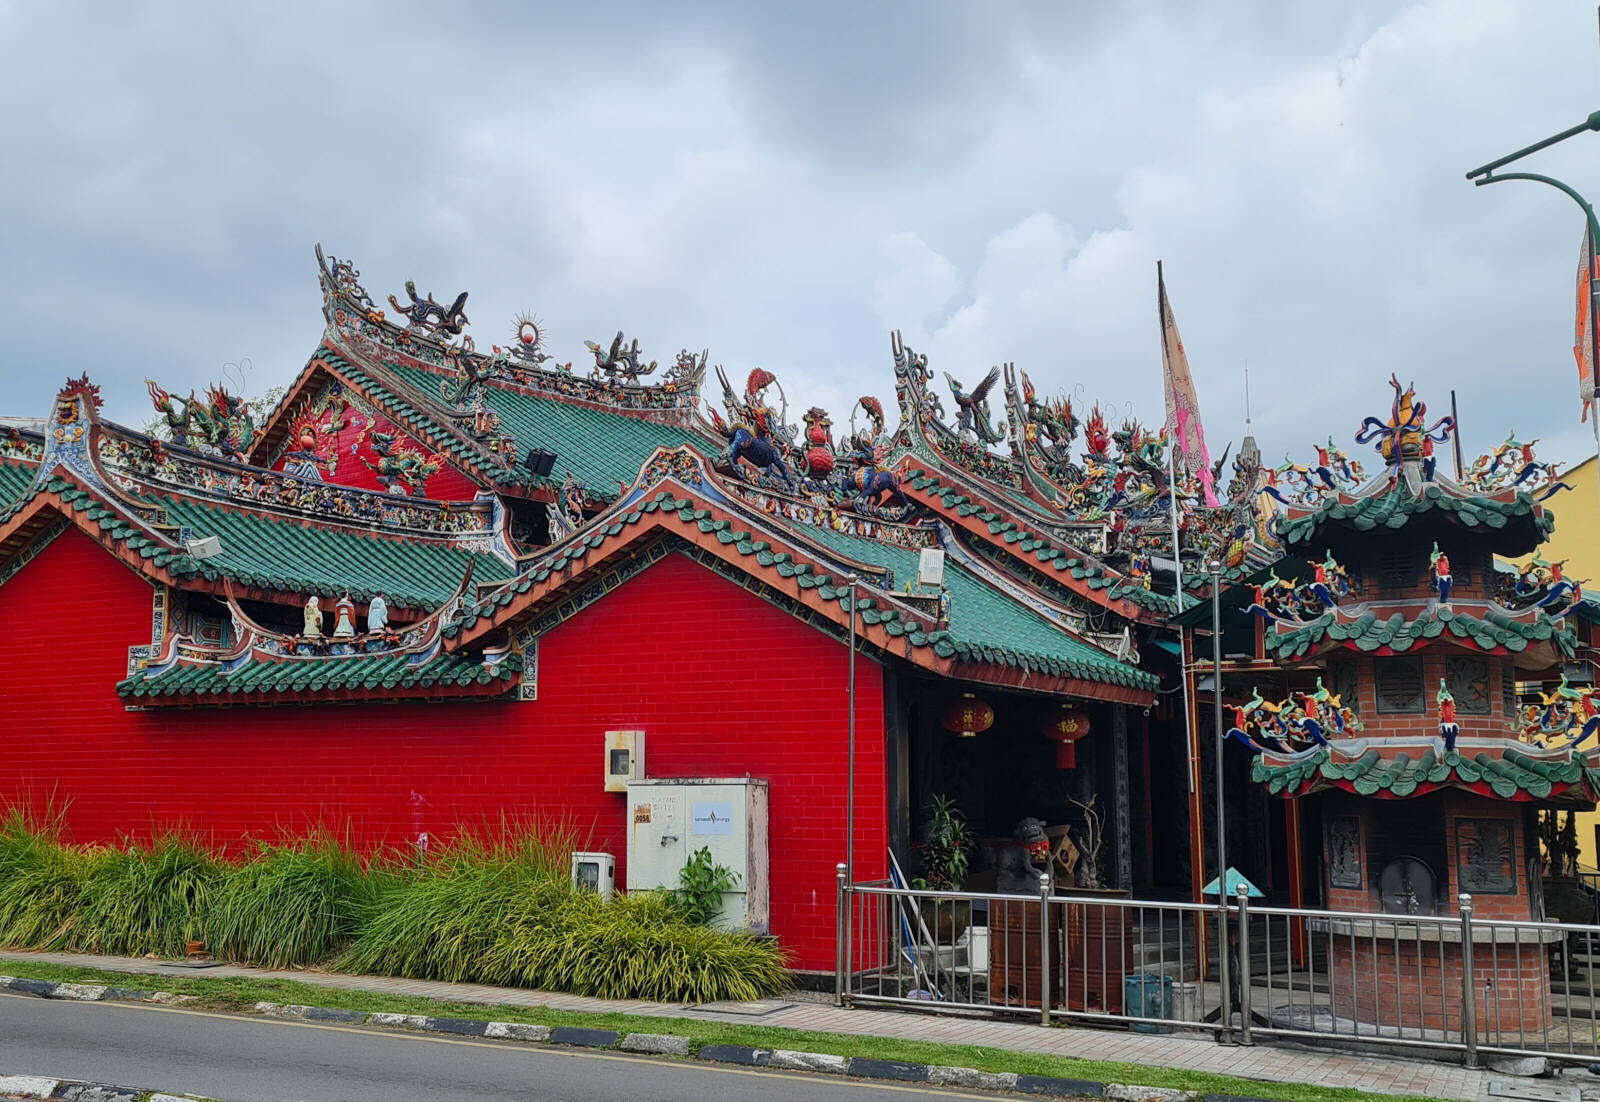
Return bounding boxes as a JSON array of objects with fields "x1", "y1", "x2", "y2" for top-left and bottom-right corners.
[
  {"x1": 453, "y1": 491, "x2": 1156, "y2": 693},
  {"x1": 382, "y1": 361, "x2": 703, "y2": 502},
  {"x1": 1278, "y1": 482, "x2": 1552, "y2": 553},
  {"x1": 1253, "y1": 744, "x2": 1600, "y2": 802},
  {"x1": 43, "y1": 475, "x2": 513, "y2": 609},
  {"x1": 1109, "y1": 582, "x2": 1193, "y2": 614},
  {"x1": 1264, "y1": 604, "x2": 1574, "y2": 662},
  {"x1": 0, "y1": 458, "x2": 36, "y2": 514},
  {"x1": 797, "y1": 523, "x2": 1157, "y2": 692},
  {"x1": 118, "y1": 651, "x2": 521, "y2": 703},
  {"x1": 901, "y1": 468, "x2": 1158, "y2": 604}
]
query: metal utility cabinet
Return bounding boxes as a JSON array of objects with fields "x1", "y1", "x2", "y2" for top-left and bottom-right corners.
[{"x1": 625, "y1": 778, "x2": 769, "y2": 933}]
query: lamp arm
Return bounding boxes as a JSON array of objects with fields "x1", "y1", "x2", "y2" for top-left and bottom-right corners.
[
  {"x1": 1473, "y1": 170, "x2": 1600, "y2": 242},
  {"x1": 1464, "y1": 111, "x2": 1600, "y2": 180}
]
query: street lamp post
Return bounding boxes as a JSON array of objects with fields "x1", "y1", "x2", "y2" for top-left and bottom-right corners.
[
  {"x1": 1209, "y1": 559, "x2": 1232, "y2": 1034},
  {"x1": 1467, "y1": 113, "x2": 1600, "y2": 513},
  {"x1": 846, "y1": 572, "x2": 859, "y2": 887}
]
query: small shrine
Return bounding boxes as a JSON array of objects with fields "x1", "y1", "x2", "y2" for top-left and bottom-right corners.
[{"x1": 1237, "y1": 377, "x2": 1600, "y2": 1038}]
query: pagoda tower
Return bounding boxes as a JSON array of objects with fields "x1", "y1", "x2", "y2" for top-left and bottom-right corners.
[{"x1": 1239, "y1": 377, "x2": 1600, "y2": 1039}]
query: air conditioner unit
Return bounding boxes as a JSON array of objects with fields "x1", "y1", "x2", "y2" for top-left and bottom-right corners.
[
  {"x1": 918, "y1": 548, "x2": 946, "y2": 588},
  {"x1": 524, "y1": 448, "x2": 558, "y2": 477},
  {"x1": 184, "y1": 535, "x2": 224, "y2": 560},
  {"x1": 571, "y1": 851, "x2": 615, "y2": 901}
]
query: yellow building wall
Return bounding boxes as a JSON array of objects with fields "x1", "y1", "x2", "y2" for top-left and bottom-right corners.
[{"x1": 1520, "y1": 454, "x2": 1600, "y2": 866}]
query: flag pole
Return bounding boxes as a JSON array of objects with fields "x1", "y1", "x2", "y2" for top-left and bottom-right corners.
[
  {"x1": 1450, "y1": 390, "x2": 1464, "y2": 479},
  {"x1": 1160, "y1": 260, "x2": 1197, "y2": 797},
  {"x1": 1169, "y1": 444, "x2": 1195, "y2": 797}
]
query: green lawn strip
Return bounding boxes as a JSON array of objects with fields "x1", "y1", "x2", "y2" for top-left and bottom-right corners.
[{"x1": 0, "y1": 958, "x2": 1442, "y2": 1102}]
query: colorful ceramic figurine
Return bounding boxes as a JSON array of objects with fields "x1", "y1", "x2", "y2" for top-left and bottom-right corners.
[
  {"x1": 1355, "y1": 375, "x2": 1455, "y2": 471},
  {"x1": 302, "y1": 595, "x2": 323, "y2": 638},
  {"x1": 367, "y1": 591, "x2": 388, "y2": 634},
  {"x1": 708, "y1": 367, "x2": 796, "y2": 490},
  {"x1": 333, "y1": 595, "x2": 357, "y2": 638},
  {"x1": 1436, "y1": 680, "x2": 1459, "y2": 754},
  {"x1": 943, "y1": 367, "x2": 1005, "y2": 445},
  {"x1": 1225, "y1": 687, "x2": 1347, "y2": 755},
  {"x1": 1430, "y1": 543, "x2": 1452, "y2": 604},
  {"x1": 1308, "y1": 551, "x2": 1344, "y2": 607}
]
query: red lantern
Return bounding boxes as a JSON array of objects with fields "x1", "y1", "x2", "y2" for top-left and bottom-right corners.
[
  {"x1": 1043, "y1": 705, "x2": 1090, "y2": 768},
  {"x1": 941, "y1": 693, "x2": 995, "y2": 738}
]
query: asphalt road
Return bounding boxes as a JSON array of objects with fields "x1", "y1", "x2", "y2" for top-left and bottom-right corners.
[{"x1": 0, "y1": 992, "x2": 993, "y2": 1102}]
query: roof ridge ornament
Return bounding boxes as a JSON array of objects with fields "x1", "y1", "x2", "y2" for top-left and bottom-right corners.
[
  {"x1": 145, "y1": 377, "x2": 256, "y2": 463},
  {"x1": 314, "y1": 246, "x2": 705, "y2": 413},
  {"x1": 1460, "y1": 430, "x2": 1574, "y2": 502},
  {"x1": 33, "y1": 375, "x2": 109, "y2": 494},
  {"x1": 584, "y1": 331, "x2": 657, "y2": 383},
  {"x1": 1354, "y1": 374, "x2": 1456, "y2": 480}
]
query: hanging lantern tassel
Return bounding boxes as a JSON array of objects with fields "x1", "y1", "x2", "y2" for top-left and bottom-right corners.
[
  {"x1": 941, "y1": 692, "x2": 995, "y2": 738},
  {"x1": 1043, "y1": 705, "x2": 1091, "y2": 768}
]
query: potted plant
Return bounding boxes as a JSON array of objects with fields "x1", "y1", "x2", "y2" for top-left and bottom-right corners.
[
  {"x1": 912, "y1": 794, "x2": 973, "y2": 941},
  {"x1": 1062, "y1": 794, "x2": 1134, "y2": 1013}
]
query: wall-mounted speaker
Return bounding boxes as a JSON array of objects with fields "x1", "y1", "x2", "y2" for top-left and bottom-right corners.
[{"x1": 524, "y1": 448, "x2": 558, "y2": 477}]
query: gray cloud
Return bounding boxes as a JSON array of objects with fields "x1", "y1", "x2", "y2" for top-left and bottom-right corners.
[{"x1": 3, "y1": 0, "x2": 1599, "y2": 492}]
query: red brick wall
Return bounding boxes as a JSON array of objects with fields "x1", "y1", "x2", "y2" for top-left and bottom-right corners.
[
  {"x1": 1441, "y1": 795, "x2": 1535, "y2": 922},
  {"x1": 1346, "y1": 652, "x2": 1514, "y2": 741},
  {"x1": 1321, "y1": 796, "x2": 1537, "y2": 921},
  {"x1": 1329, "y1": 937, "x2": 1550, "y2": 1037},
  {"x1": 0, "y1": 530, "x2": 886, "y2": 971}
]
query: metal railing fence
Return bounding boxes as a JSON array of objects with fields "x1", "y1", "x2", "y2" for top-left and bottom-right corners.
[{"x1": 834, "y1": 868, "x2": 1600, "y2": 1068}]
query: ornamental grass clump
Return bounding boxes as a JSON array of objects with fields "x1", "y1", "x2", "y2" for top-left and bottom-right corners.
[
  {"x1": 71, "y1": 834, "x2": 220, "y2": 958},
  {"x1": 0, "y1": 806, "x2": 58, "y2": 884},
  {"x1": 340, "y1": 821, "x2": 788, "y2": 1002},
  {"x1": 337, "y1": 816, "x2": 581, "y2": 983},
  {"x1": 336, "y1": 859, "x2": 564, "y2": 983},
  {"x1": 207, "y1": 837, "x2": 383, "y2": 968},
  {"x1": 508, "y1": 890, "x2": 789, "y2": 1002},
  {"x1": 0, "y1": 803, "x2": 791, "y2": 1003},
  {"x1": 0, "y1": 830, "x2": 99, "y2": 951}
]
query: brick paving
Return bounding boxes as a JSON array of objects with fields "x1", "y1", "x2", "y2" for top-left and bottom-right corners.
[{"x1": 0, "y1": 949, "x2": 1491, "y2": 1100}]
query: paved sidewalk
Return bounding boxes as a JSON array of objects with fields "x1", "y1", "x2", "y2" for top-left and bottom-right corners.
[{"x1": 1, "y1": 949, "x2": 1487, "y2": 1100}]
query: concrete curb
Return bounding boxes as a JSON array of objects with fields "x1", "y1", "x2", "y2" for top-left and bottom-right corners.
[
  {"x1": 1, "y1": 974, "x2": 1246, "y2": 1102},
  {"x1": 0, "y1": 1072, "x2": 213, "y2": 1101}
]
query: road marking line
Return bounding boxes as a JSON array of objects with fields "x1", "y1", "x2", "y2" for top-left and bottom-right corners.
[{"x1": 0, "y1": 992, "x2": 992, "y2": 1099}]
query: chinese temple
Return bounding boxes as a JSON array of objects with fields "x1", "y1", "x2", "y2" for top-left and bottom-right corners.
[
  {"x1": 1201, "y1": 376, "x2": 1598, "y2": 1036},
  {"x1": 0, "y1": 247, "x2": 1274, "y2": 972}
]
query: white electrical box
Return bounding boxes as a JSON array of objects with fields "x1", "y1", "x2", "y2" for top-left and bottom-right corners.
[
  {"x1": 918, "y1": 547, "x2": 946, "y2": 587},
  {"x1": 626, "y1": 778, "x2": 769, "y2": 933},
  {"x1": 571, "y1": 851, "x2": 615, "y2": 900},
  {"x1": 604, "y1": 730, "x2": 644, "y2": 792}
]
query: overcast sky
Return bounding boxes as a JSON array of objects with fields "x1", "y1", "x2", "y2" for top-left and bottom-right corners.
[{"x1": 5, "y1": 0, "x2": 1600, "y2": 477}]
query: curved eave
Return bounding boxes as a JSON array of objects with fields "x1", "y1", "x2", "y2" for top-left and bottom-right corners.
[
  {"x1": 450, "y1": 484, "x2": 1156, "y2": 705},
  {"x1": 1263, "y1": 608, "x2": 1575, "y2": 667},
  {"x1": 116, "y1": 674, "x2": 520, "y2": 708},
  {"x1": 0, "y1": 475, "x2": 476, "y2": 615},
  {"x1": 897, "y1": 465, "x2": 1164, "y2": 624},
  {"x1": 1279, "y1": 484, "x2": 1553, "y2": 558},
  {"x1": 1262, "y1": 773, "x2": 1597, "y2": 804},
  {"x1": 1253, "y1": 745, "x2": 1600, "y2": 805}
]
